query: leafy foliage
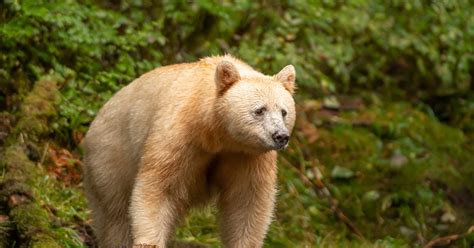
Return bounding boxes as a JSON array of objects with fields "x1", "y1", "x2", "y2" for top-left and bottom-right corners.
[
  {"x1": 1, "y1": 0, "x2": 165, "y2": 141},
  {"x1": 2, "y1": 0, "x2": 473, "y2": 136},
  {"x1": 1, "y1": 0, "x2": 473, "y2": 247}
]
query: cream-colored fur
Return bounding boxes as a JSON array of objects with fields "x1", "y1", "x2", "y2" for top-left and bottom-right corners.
[{"x1": 83, "y1": 55, "x2": 296, "y2": 248}]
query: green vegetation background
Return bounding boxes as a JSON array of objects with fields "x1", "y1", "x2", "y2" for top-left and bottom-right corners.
[{"x1": 1, "y1": 0, "x2": 473, "y2": 247}]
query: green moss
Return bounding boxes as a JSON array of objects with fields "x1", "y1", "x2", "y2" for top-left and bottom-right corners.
[
  {"x1": 0, "y1": 217, "x2": 12, "y2": 248},
  {"x1": 1, "y1": 145, "x2": 62, "y2": 247},
  {"x1": 29, "y1": 233, "x2": 62, "y2": 248},
  {"x1": 313, "y1": 126, "x2": 382, "y2": 171},
  {"x1": 2, "y1": 146, "x2": 87, "y2": 247},
  {"x1": 2, "y1": 0, "x2": 473, "y2": 246},
  {"x1": 10, "y1": 204, "x2": 51, "y2": 237},
  {"x1": 175, "y1": 207, "x2": 220, "y2": 247},
  {"x1": 0, "y1": 78, "x2": 83, "y2": 247},
  {"x1": 15, "y1": 80, "x2": 59, "y2": 137}
]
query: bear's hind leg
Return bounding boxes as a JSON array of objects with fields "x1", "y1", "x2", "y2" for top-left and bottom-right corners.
[
  {"x1": 84, "y1": 167, "x2": 134, "y2": 247},
  {"x1": 100, "y1": 205, "x2": 132, "y2": 247},
  {"x1": 87, "y1": 185, "x2": 133, "y2": 248}
]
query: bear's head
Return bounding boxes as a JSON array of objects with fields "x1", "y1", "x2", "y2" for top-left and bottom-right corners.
[{"x1": 215, "y1": 61, "x2": 296, "y2": 153}]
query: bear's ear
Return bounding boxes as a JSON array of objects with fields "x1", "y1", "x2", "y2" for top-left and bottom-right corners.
[
  {"x1": 215, "y1": 61, "x2": 241, "y2": 95},
  {"x1": 274, "y1": 65, "x2": 296, "y2": 94}
]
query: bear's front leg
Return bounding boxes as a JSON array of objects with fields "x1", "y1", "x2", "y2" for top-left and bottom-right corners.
[
  {"x1": 129, "y1": 140, "x2": 212, "y2": 247},
  {"x1": 129, "y1": 170, "x2": 185, "y2": 248},
  {"x1": 214, "y1": 152, "x2": 278, "y2": 248}
]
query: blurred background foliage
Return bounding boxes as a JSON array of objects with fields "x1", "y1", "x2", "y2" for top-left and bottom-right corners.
[{"x1": 0, "y1": 0, "x2": 473, "y2": 247}]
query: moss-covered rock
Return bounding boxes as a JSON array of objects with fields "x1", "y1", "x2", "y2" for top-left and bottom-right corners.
[
  {"x1": 0, "y1": 79, "x2": 66, "y2": 247},
  {"x1": 14, "y1": 80, "x2": 59, "y2": 137},
  {"x1": 1, "y1": 145, "x2": 62, "y2": 247}
]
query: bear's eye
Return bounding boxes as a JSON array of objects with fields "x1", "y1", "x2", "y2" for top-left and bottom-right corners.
[
  {"x1": 254, "y1": 107, "x2": 266, "y2": 116},
  {"x1": 282, "y1": 109, "x2": 287, "y2": 117}
]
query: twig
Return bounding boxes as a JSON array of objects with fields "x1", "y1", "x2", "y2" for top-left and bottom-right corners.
[
  {"x1": 39, "y1": 142, "x2": 49, "y2": 165},
  {"x1": 280, "y1": 156, "x2": 364, "y2": 240},
  {"x1": 423, "y1": 234, "x2": 461, "y2": 248}
]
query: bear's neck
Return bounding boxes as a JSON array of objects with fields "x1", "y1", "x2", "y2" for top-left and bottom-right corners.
[{"x1": 178, "y1": 91, "x2": 225, "y2": 154}]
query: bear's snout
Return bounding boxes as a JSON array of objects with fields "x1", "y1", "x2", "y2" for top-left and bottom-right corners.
[{"x1": 272, "y1": 130, "x2": 289, "y2": 148}]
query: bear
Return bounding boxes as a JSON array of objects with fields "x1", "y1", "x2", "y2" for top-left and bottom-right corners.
[{"x1": 83, "y1": 55, "x2": 296, "y2": 248}]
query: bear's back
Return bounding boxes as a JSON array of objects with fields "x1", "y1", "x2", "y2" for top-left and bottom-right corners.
[
  {"x1": 84, "y1": 61, "x2": 208, "y2": 164},
  {"x1": 83, "y1": 55, "x2": 265, "y2": 164}
]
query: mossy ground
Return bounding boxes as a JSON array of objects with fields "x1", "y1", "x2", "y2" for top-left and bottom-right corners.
[
  {"x1": 2, "y1": 144, "x2": 88, "y2": 247},
  {"x1": 2, "y1": 1, "x2": 473, "y2": 247},
  {"x1": 1, "y1": 81, "x2": 472, "y2": 247},
  {"x1": 0, "y1": 80, "x2": 89, "y2": 247}
]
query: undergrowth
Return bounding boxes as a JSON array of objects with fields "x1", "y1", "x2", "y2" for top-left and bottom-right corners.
[{"x1": 1, "y1": 0, "x2": 473, "y2": 247}]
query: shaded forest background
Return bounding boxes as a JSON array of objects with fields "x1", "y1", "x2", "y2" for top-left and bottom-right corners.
[{"x1": 1, "y1": 0, "x2": 473, "y2": 247}]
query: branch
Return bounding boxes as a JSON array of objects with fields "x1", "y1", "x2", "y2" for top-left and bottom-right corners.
[
  {"x1": 280, "y1": 157, "x2": 364, "y2": 240},
  {"x1": 423, "y1": 234, "x2": 461, "y2": 248}
]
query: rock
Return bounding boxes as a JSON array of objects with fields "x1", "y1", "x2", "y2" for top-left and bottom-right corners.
[
  {"x1": 331, "y1": 166, "x2": 354, "y2": 179},
  {"x1": 363, "y1": 190, "x2": 380, "y2": 201},
  {"x1": 323, "y1": 96, "x2": 341, "y2": 109},
  {"x1": 389, "y1": 153, "x2": 408, "y2": 168},
  {"x1": 441, "y1": 211, "x2": 456, "y2": 223},
  {"x1": 399, "y1": 226, "x2": 416, "y2": 239}
]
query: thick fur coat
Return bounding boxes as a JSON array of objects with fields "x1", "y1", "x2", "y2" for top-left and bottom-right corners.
[{"x1": 83, "y1": 55, "x2": 296, "y2": 248}]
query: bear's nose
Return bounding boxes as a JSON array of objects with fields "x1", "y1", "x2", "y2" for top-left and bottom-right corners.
[{"x1": 272, "y1": 131, "x2": 289, "y2": 147}]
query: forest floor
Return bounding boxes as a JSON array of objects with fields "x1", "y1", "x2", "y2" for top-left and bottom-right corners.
[
  {"x1": 0, "y1": 80, "x2": 473, "y2": 248},
  {"x1": 2, "y1": 1, "x2": 473, "y2": 247}
]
